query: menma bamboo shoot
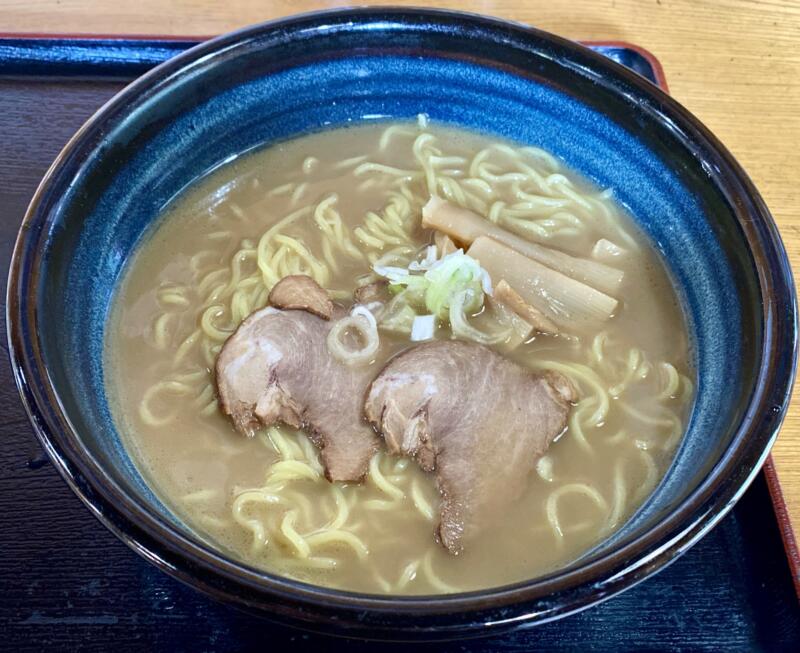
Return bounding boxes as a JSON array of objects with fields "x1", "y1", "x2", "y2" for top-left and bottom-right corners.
[
  {"x1": 422, "y1": 197, "x2": 624, "y2": 295},
  {"x1": 467, "y1": 236, "x2": 618, "y2": 331}
]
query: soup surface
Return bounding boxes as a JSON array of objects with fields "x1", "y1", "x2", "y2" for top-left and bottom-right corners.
[{"x1": 107, "y1": 119, "x2": 693, "y2": 594}]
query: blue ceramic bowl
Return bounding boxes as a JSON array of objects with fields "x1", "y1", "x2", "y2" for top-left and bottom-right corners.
[{"x1": 7, "y1": 8, "x2": 797, "y2": 640}]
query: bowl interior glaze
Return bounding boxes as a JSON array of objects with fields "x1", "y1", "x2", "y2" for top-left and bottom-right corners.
[{"x1": 10, "y1": 8, "x2": 795, "y2": 638}]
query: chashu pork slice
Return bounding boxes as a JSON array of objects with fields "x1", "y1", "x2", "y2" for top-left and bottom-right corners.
[
  {"x1": 215, "y1": 277, "x2": 379, "y2": 482},
  {"x1": 364, "y1": 340, "x2": 576, "y2": 553}
]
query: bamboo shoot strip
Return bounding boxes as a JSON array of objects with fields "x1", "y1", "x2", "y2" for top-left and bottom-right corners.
[
  {"x1": 485, "y1": 296, "x2": 534, "y2": 351},
  {"x1": 494, "y1": 279, "x2": 559, "y2": 335},
  {"x1": 467, "y1": 236, "x2": 618, "y2": 331},
  {"x1": 592, "y1": 238, "x2": 629, "y2": 263},
  {"x1": 422, "y1": 197, "x2": 624, "y2": 295},
  {"x1": 434, "y1": 230, "x2": 458, "y2": 257}
]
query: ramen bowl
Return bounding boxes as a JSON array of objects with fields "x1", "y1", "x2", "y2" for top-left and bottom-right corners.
[{"x1": 7, "y1": 7, "x2": 797, "y2": 640}]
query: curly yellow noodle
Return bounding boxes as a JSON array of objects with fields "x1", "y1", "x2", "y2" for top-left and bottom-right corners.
[
  {"x1": 556, "y1": 182, "x2": 594, "y2": 211},
  {"x1": 397, "y1": 181, "x2": 416, "y2": 202},
  {"x1": 157, "y1": 284, "x2": 192, "y2": 310},
  {"x1": 637, "y1": 360, "x2": 653, "y2": 380},
  {"x1": 333, "y1": 154, "x2": 369, "y2": 170},
  {"x1": 182, "y1": 489, "x2": 218, "y2": 503},
  {"x1": 462, "y1": 177, "x2": 494, "y2": 197},
  {"x1": 200, "y1": 339, "x2": 221, "y2": 368},
  {"x1": 410, "y1": 479, "x2": 435, "y2": 522},
  {"x1": 256, "y1": 206, "x2": 312, "y2": 284},
  {"x1": 633, "y1": 449, "x2": 659, "y2": 503},
  {"x1": 197, "y1": 268, "x2": 228, "y2": 299},
  {"x1": 363, "y1": 498, "x2": 402, "y2": 511},
  {"x1": 364, "y1": 212, "x2": 407, "y2": 244},
  {"x1": 219, "y1": 247, "x2": 258, "y2": 297},
  {"x1": 609, "y1": 348, "x2": 645, "y2": 397},
  {"x1": 546, "y1": 483, "x2": 610, "y2": 540},
  {"x1": 371, "y1": 569, "x2": 393, "y2": 593},
  {"x1": 290, "y1": 182, "x2": 308, "y2": 206},
  {"x1": 305, "y1": 530, "x2": 369, "y2": 559},
  {"x1": 231, "y1": 496, "x2": 269, "y2": 553},
  {"x1": 356, "y1": 178, "x2": 379, "y2": 193},
  {"x1": 189, "y1": 250, "x2": 220, "y2": 276},
  {"x1": 264, "y1": 427, "x2": 303, "y2": 460},
  {"x1": 272, "y1": 234, "x2": 330, "y2": 285},
  {"x1": 421, "y1": 550, "x2": 459, "y2": 593},
  {"x1": 368, "y1": 454, "x2": 405, "y2": 500},
  {"x1": 319, "y1": 235, "x2": 339, "y2": 274},
  {"x1": 234, "y1": 489, "x2": 284, "y2": 509},
  {"x1": 281, "y1": 556, "x2": 338, "y2": 571},
  {"x1": 412, "y1": 133, "x2": 439, "y2": 194},
  {"x1": 487, "y1": 200, "x2": 505, "y2": 225},
  {"x1": 437, "y1": 176, "x2": 487, "y2": 214},
  {"x1": 208, "y1": 283, "x2": 230, "y2": 306},
  {"x1": 476, "y1": 166, "x2": 529, "y2": 186},
  {"x1": 152, "y1": 313, "x2": 173, "y2": 350},
  {"x1": 606, "y1": 462, "x2": 627, "y2": 530},
  {"x1": 297, "y1": 436, "x2": 324, "y2": 474},
  {"x1": 617, "y1": 401, "x2": 683, "y2": 450},
  {"x1": 174, "y1": 329, "x2": 201, "y2": 365},
  {"x1": 353, "y1": 162, "x2": 419, "y2": 179},
  {"x1": 313, "y1": 194, "x2": 365, "y2": 262},
  {"x1": 501, "y1": 214, "x2": 551, "y2": 241},
  {"x1": 199, "y1": 515, "x2": 229, "y2": 530},
  {"x1": 283, "y1": 490, "x2": 317, "y2": 528},
  {"x1": 194, "y1": 382, "x2": 214, "y2": 404},
  {"x1": 200, "y1": 305, "x2": 232, "y2": 342},
  {"x1": 229, "y1": 203, "x2": 249, "y2": 222},
  {"x1": 139, "y1": 380, "x2": 193, "y2": 426},
  {"x1": 520, "y1": 146, "x2": 560, "y2": 171},
  {"x1": 528, "y1": 360, "x2": 609, "y2": 427},
  {"x1": 657, "y1": 362, "x2": 681, "y2": 401},
  {"x1": 230, "y1": 288, "x2": 254, "y2": 325},
  {"x1": 207, "y1": 230, "x2": 233, "y2": 242},
  {"x1": 604, "y1": 429, "x2": 629, "y2": 445},
  {"x1": 268, "y1": 460, "x2": 321, "y2": 483},
  {"x1": 267, "y1": 182, "x2": 294, "y2": 197},
  {"x1": 680, "y1": 374, "x2": 695, "y2": 405},
  {"x1": 327, "y1": 485, "x2": 350, "y2": 530},
  {"x1": 508, "y1": 198, "x2": 573, "y2": 217},
  {"x1": 567, "y1": 400, "x2": 597, "y2": 453},
  {"x1": 379, "y1": 125, "x2": 417, "y2": 151},
  {"x1": 158, "y1": 292, "x2": 191, "y2": 310},
  {"x1": 430, "y1": 155, "x2": 467, "y2": 167},
  {"x1": 617, "y1": 400, "x2": 680, "y2": 430},
  {"x1": 280, "y1": 510, "x2": 311, "y2": 557},
  {"x1": 590, "y1": 332, "x2": 610, "y2": 369},
  {"x1": 199, "y1": 399, "x2": 218, "y2": 417},
  {"x1": 354, "y1": 226, "x2": 388, "y2": 249},
  {"x1": 468, "y1": 148, "x2": 492, "y2": 179}
]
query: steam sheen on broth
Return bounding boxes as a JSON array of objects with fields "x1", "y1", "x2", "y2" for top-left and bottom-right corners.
[{"x1": 106, "y1": 119, "x2": 693, "y2": 594}]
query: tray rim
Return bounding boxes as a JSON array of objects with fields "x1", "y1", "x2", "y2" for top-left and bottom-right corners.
[{"x1": 0, "y1": 32, "x2": 667, "y2": 86}]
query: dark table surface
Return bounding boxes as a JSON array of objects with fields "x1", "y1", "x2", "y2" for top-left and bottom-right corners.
[{"x1": 1, "y1": 52, "x2": 799, "y2": 652}]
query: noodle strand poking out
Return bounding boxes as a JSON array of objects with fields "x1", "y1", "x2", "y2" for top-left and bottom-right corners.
[{"x1": 110, "y1": 118, "x2": 693, "y2": 594}]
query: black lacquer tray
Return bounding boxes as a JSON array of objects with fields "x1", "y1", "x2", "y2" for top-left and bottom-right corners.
[{"x1": 0, "y1": 36, "x2": 798, "y2": 652}]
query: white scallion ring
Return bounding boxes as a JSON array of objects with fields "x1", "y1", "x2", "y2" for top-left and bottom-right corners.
[{"x1": 327, "y1": 306, "x2": 380, "y2": 366}]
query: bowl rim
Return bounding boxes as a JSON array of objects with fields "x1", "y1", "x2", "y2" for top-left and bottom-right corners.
[{"x1": 6, "y1": 6, "x2": 798, "y2": 635}]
